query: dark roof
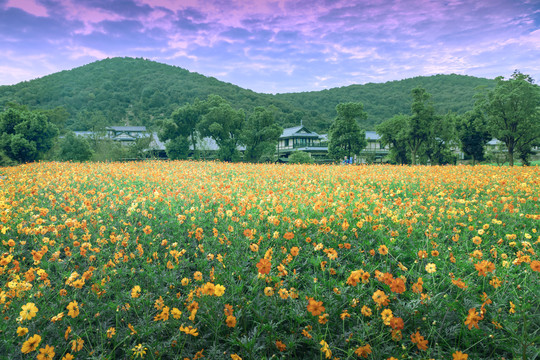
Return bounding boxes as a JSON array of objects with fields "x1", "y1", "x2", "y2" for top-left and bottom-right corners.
[
  {"x1": 106, "y1": 126, "x2": 147, "y2": 132},
  {"x1": 280, "y1": 125, "x2": 320, "y2": 139}
]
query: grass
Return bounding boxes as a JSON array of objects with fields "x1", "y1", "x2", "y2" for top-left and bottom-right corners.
[{"x1": 1, "y1": 161, "x2": 539, "y2": 360}]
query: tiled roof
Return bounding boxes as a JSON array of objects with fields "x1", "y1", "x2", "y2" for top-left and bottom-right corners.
[
  {"x1": 280, "y1": 125, "x2": 320, "y2": 139},
  {"x1": 106, "y1": 126, "x2": 147, "y2": 132}
]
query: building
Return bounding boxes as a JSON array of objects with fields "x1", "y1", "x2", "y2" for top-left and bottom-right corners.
[{"x1": 276, "y1": 125, "x2": 329, "y2": 162}]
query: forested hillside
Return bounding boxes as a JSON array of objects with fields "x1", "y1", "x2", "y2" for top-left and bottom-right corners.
[
  {"x1": 275, "y1": 75, "x2": 495, "y2": 130},
  {"x1": 0, "y1": 57, "x2": 494, "y2": 132}
]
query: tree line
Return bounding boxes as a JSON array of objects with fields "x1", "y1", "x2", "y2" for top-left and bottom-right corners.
[
  {"x1": 1, "y1": 71, "x2": 538, "y2": 166},
  {"x1": 375, "y1": 71, "x2": 540, "y2": 166}
]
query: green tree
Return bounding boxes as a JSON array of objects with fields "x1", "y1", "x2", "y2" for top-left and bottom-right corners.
[
  {"x1": 456, "y1": 109, "x2": 491, "y2": 165},
  {"x1": 58, "y1": 132, "x2": 93, "y2": 161},
  {"x1": 327, "y1": 102, "x2": 367, "y2": 161},
  {"x1": 423, "y1": 112, "x2": 458, "y2": 165},
  {"x1": 241, "y1": 107, "x2": 282, "y2": 162},
  {"x1": 476, "y1": 71, "x2": 540, "y2": 166},
  {"x1": 160, "y1": 100, "x2": 202, "y2": 158},
  {"x1": 0, "y1": 107, "x2": 58, "y2": 163},
  {"x1": 165, "y1": 136, "x2": 190, "y2": 160},
  {"x1": 197, "y1": 95, "x2": 245, "y2": 162},
  {"x1": 405, "y1": 87, "x2": 435, "y2": 164},
  {"x1": 376, "y1": 114, "x2": 410, "y2": 164},
  {"x1": 288, "y1": 151, "x2": 314, "y2": 164}
]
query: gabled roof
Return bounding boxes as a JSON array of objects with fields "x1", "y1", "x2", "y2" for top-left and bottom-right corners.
[
  {"x1": 280, "y1": 125, "x2": 320, "y2": 139},
  {"x1": 366, "y1": 131, "x2": 381, "y2": 141},
  {"x1": 106, "y1": 126, "x2": 147, "y2": 132}
]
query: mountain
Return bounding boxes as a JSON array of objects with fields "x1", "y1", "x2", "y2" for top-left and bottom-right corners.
[{"x1": 0, "y1": 57, "x2": 494, "y2": 132}]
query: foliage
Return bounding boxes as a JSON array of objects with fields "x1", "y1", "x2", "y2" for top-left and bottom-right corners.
[
  {"x1": 160, "y1": 100, "x2": 203, "y2": 157},
  {"x1": 476, "y1": 71, "x2": 540, "y2": 166},
  {"x1": 197, "y1": 95, "x2": 245, "y2": 162},
  {"x1": 0, "y1": 106, "x2": 58, "y2": 163},
  {"x1": 57, "y1": 132, "x2": 93, "y2": 162},
  {"x1": 288, "y1": 150, "x2": 314, "y2": 164},
  {"x1": 456, "y1": 109, "x2": 492, "y2": 165},
  {"x1": 375, "y1": 114, "x2": 410, "y2": 164},
  {"x1": 0, "y1": 58, "x2": 494, "y2": 133},
  {"x1": 165, "y1": 135, "x2": 190, "y2": 160},
  {"x1": 327, "y1": 102, "x2": 367, "y2": 161},
  {"x1": 241, "y1": 107, "x2": 283, "y2": 163},
  {"x1": 1, "y1": 161, "x2": 538, "y2": 360}
]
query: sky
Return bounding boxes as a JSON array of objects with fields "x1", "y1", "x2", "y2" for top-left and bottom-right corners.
[{"x1": 0, "y1": 0, "x2": 539, "y2": 94}]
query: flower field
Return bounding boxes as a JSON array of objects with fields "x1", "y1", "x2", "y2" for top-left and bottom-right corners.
[{"x1": 1, "y1": 161, "x2": 539, "y2": 360}]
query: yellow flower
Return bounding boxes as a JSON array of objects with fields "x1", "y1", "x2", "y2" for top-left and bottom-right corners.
[
  {"x1": 37, "y1": 345, "x2": 55, "y2": 360},
  {"x1": 425, "y1": 263, "x2": 437, "y2": 273},
  {"x1": 214, "y1": 284, "x2": 226, "y2": 297},
  {"x1": 131, "y1": 285, "x2": 141, "y2": 298},
  {"x1": 193, "y1": 271, "x2": 203, "y2": 281},
  {"x1": 381, "y1": 308, "x2": 394, "y2": 325},
  {"x1": 181, "y1": 277, "x2": 190, "y2": 286},
  {"x1": 361, "y1": 305, "x2": 372, "y2": 317},
  {"x1": 171, "y1": 307, "x2": 182, "y2": 319},
  {"x1": 264, "y1": 287, "x2": 274, "y2": 296},
  {"x1": 132, "y1": 344, "x2": 147, "y2": 358},
  {"x1": 21, "y1": 334, "x2": 41, "y2": 354},
  {"x1": 62, "y1": 354, "x2": 74, "y2": 360},
  {"x1": 106, "y1": 327, "x2": 116, "y2": 338},
  {"x1": 231, "y1": 354, "x2": 242, "y2": 360},
  {"x1": 20, "y1": 302, "x2": 38, "y2": 321},
  {"x1": 17, "y1": 326, "x2": 29, "y2": 336},
  {"x1": 66, "y1": 300, "x2": 79, "y2": 318}
]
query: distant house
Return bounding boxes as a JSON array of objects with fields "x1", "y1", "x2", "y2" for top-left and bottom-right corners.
[
  {"x1": 105, "y1": 126, "x2": 149, "y2": 142},
  {"x1": 361, "y1": 131, "x2": 389, "y2": 162},
  {"x1": 276, "y1": 125, "x2": 328, "y2": 162}
]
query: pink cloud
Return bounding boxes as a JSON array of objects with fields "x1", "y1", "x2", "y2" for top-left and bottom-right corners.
[{"x1": 5, "y1": 0, "x2": 49, "y2": 17}]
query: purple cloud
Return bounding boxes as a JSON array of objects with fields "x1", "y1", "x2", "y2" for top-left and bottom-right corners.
[{"x1": 0, "y1": 0, "x2": 538, "y2": 93}]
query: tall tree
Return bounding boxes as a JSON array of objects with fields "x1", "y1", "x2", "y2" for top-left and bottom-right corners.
[
  {"x1": 0, "y1": 106, "x2": 58, "y2": 163},
  {"x1": 476, "y1": 71, "x2": 540, "y2": 166},
  {"x1": 197, "y1": 95, "x2": 245, "y2": 162},
  {"x1": 160, "y1": 100, "x2": 202, "y2": 158},
  {"x1": 456, "y1": 109, "x2": 491, "y2": 165},
  {"x1": 241, "y1": 106, "x2": 282, "y2": 162},
  {"x1": 423, "y1": 112, "x2": 458, "y2": 165},
  {"x1": 405, "y1": 87, "x2": 435, "y2": 164},
  {"x1": 328, "y1": 102, "x2": 367, "y2": 161},
  {"x1": 376, "y1": 114, "x2": 410, "y2": 164}
]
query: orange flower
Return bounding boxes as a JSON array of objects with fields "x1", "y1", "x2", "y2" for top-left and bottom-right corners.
[
  {"x1": 256, "y1": 258, "x2": 271, "y2": 275},
  {"x1": 372, "y1": 290, "x2": 389, "y2": 306},
  {"x1": 529, "y1": 260, "x2": 540, "y2": 272},
  {"x1": 410, "y1": 331, "x2": 428, "y2": 351},
  {"x1": 464, "y1": 308, "x2": 482, "y2": 330},
  {"x1": 389, "y1": 278, "x2": 406, "y2": 294},
  {"x1": 275, "y1": 340, "x2": 286, "y2": 351},
  {"x1": 226, "y1": 315, "x2": 237, "y2": 328},
  {"x1": 283, "y1": 232, "x2": 294, "y2": 240},
  {"x1": 307, "y1": 297, "x2": 325, "y2": 316},
  {"x1": 290, "y1": 246, "x2": 300, "y2": 256},
  {"x1": 354, "y1": 344, "x2": 372, "y2": 358},
  {"x1": 474, "y1": 260, "x2": 495, "y2": 276},
  {"x1": 453, "y1": 351, "x2": 468, "y2": 360},
  {"x1": 378, "y1": 245, "x2": 388, "y2": 255}
]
